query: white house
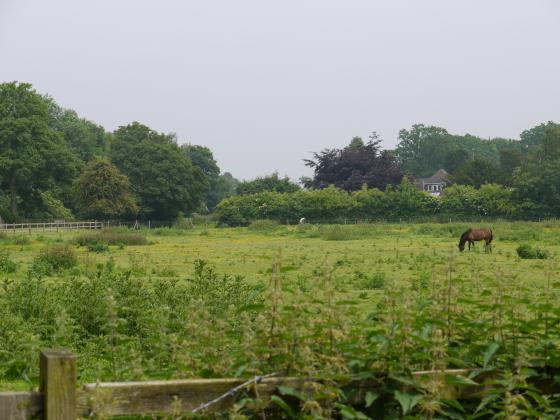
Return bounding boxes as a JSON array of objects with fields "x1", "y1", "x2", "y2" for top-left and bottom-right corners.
[{"x1": 416, "y1": 169, "x2": 449, "y2": 196}]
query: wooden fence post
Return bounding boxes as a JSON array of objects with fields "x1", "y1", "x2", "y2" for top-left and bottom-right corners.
[{"x1": 40, "y1": 349, "x2": 76, "y2": 420}]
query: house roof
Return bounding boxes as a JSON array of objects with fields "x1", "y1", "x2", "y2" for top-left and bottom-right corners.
[{"x1": 420, "y1": 169, "x2": 449, "y2": 184}]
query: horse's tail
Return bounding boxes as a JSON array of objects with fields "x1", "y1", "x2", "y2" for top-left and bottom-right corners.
[{"x1": 489, "y1": 228, "x2": 493, "y2": 243}]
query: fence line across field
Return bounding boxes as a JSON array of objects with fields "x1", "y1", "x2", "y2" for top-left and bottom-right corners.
[
  {"x1": 0, "y1": 221, "x2": 107, "y2": 231},
  {"x1": 0, "y1": 219, "x2": 180, "y2": 232},
  {"x1": 1, "y1": 349, "x2": 560, "y2": 419}
]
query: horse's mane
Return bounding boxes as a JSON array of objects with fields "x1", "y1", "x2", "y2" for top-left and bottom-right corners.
[{"x1": 459, "y1": 228, "x2": 472, "y2": 243}]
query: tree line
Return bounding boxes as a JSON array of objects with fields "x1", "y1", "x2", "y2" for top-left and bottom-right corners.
[
  {"x1": 0, "y1": 82, "x2": 238, "y2": 222},
  {"x1": 1, "y1": 81, "x2": 558, "y2": 223}
]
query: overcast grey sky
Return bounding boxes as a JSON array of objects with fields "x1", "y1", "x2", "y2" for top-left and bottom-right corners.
[{"x1": 1, "y1": 1, "x2": 559, "y2": 180}]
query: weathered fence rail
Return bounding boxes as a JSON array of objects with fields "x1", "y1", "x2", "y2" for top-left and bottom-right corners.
[
  {"x1": 0, "y1": 221, "x2": 106, "y2": 231},
  {"x1": 1, "y1": 349, "x2": 559, "y2": 419}
]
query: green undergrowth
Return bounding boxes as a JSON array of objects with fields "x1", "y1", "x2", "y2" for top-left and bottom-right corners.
[
  {"x1": 73, "y1": 228, "x2": 148, "y2": 247},
  {"x1": 0, "y1": 222, "x2": 560, "y2": 417}
]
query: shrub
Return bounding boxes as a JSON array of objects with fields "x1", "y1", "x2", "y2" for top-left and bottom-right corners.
[
  {"x1": 87, "y1": 242, "x2": 109, "y2": 253},
  {"x1": 0, "y1": 251, "x2": 17, "y2": 273},
  {"x1": 516, "y1": 244, "x2": 549, "y2": 259},
  {"x1": 535, "y1": 248, "x2": 550, "y2": 259},
  {"x1": 322, "y1": 225, "x2": 353, "y2": 241},
  {"x1": 34, "y1": 245, "x2": 77, "y2": 272},
  {"x1": 74, "y1": 229, "x2": 148, "y2": 246},
  {"x1": 355, "y1": 271, "x2": 385, "y2": 289},
  {"x1": 192, "y1": 213, "x2": 212, "y2": 225},
  {"x1": 150, "y1": 227, "x2": 187, "y2": 236},
  {"x1": 248, "y1": 219, "x2": 280, "y2": 231},
  {"x1": 174, "y1": 212, "x2": 194, "y2": 230}
]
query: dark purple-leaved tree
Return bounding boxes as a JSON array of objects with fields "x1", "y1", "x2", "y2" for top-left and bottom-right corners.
[{"x1": 303, "y1": 133, "x2": 404, "y2": 191}]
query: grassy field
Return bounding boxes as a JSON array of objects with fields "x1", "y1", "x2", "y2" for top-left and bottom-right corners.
[
  {"x1": 3, "y1": 220, "x2": 554, "y2": 289},
  {"x1": 1, "y1": 220, "x2": 560, "y2": 417}
]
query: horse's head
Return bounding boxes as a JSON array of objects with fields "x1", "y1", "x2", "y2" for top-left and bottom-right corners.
[{"x1": 458, "y1": 229, "x2": 470, "y2": 252}]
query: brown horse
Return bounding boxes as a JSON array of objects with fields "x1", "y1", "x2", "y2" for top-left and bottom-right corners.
[{"x1": 458, "y1": 228, "x2": 493, "y2": 252}]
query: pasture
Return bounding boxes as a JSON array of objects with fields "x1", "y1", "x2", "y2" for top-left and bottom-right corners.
[{"x1": 1, "y1": 220, "x2": 560, "y2": 417}]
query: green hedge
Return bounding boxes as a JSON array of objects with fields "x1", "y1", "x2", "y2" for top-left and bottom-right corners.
[{"x1": 214, "y1": 179, "x2": 519, "y2": 226}]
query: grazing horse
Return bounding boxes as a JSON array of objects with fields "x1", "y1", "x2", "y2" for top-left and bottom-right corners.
[{"x1": 458, "y1": 228, "x2": 493, "y2": 252}]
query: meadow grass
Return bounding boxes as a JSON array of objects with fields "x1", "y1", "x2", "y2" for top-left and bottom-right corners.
[{"x1": 1, "y1": 221, "x2": 560, "y2": 416}]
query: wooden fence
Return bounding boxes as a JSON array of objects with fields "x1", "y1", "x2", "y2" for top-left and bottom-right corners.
[
  {"x1": 0, "y1": 221, "x2": 106, "y2": 232},
  {"x1": 1, "y1": 349, "x2": 559, "y2": 419}
]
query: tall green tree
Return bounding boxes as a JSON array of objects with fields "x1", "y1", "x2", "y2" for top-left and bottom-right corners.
[
  {"x1": 514, "y1": 126, "x2": 560, "y2": 216},
  {"x1": 443, "y1": 148, "x2": 470, "y2": 174},
  {"x1": 396, "y1": 124, "x2": 451, "y2": 176},
  {"x1": 237, "y1": 172, "x2": 300, "y2": 195},
  {"x1": 181, "y1": 144, "x2": 219, "y2": 179},
  {"x1": 452, "y1": 158, "x2": 505, "y2": 188},
  {"x1": 210, "y1": 172, "x2": 239, "y2": 209},
  {"x1": 72, "y1": 157, "x2": 138, "y2": 219},
  {"x1": 304, "y1": 133, "x2": 403, "y2": 191},
  {"x1": 46, "y1": 99, "x2": 108, "y2": 161},
  {"x1": 520, "y1": 121, "x2": 560, "y2": 151},
  {"x1": 396, "y1": 124, "x2": 503, "y2": 177},
  {"x1": 181, "y1": 144, "x2": 235, "y2": 211},
  {"x1": 499, "y1": 146, "x2": 524, "y2": 183},
  {"x1": 110, "y1": 122, "x2": 206, "y2": 219},
  {"x1": 0, "y1": 82, "x2": 79, "y2": 218}
]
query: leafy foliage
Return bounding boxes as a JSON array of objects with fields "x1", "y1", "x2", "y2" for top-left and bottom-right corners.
[
  {"x1": 2, "y1": 224, "x2": 560, "y2": 417},
  {"x1": 452, "y1": 158, "x2": 506, "y2": 188},
  {"x1": 72, "y1": 157, "x2": 138, "y2": 219},
  {"x1": 215, "y1": 179, "x2": 517, "y2": 225},
  {"x1": 73, "y1": 229, "x2": 148, "y2": 246},
  {"x1": 514, "y1": 126, "x2": 560, "y2": 217},
  {"x1": 46, "y1": 98, "x2": 108, "y2": 161},
  {"x1": 182, "y1": 144, "x2": 238, "y2": 211},
  {"x1": 33, "y1": 244, "x2": 77, "y2": 273},
  {"x1": 38, "y1": 190, "x2": 74, "y2": 221},
  {"x1": 516, "y1": 244, "x2": 549, "y2": 259},
  {"x1": 237, "y1": 172, "x2": 300, "y2": 195},
  {"x1": 0, "y1": 82, "x2": 80, "y2": 218},
  {"x1": 396, "y1": 124, "x2": 453, "y2": 177},
  {"x1": 0, "y1": 250, "x2": 17, "y2": 273},
  {"x1": 110, "y1": 122, "x2": 206, "y2": 219},
  {"x1": 304, "y1": 134, "x2": 403, "y2": 191}
]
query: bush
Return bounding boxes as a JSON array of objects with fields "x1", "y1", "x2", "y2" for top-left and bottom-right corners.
[
  {"x1": 356, "y1": 271, "x2": 385, "y2": 289},
  {"x1": 322, "y1": 225, "x2": 356, "y2": 241},
  {"x1": 174, "y1": 212, "x2": 194, "y2": 230},
  {"x1": 0, "y1": 251, "x2": 17, "y2": 273},
  {"x1": 248, "y1": 219, "x2": 280, "y2": 231},
  {"x1": 192, "y1": 213, "x2": 212, "y2": 225},
  {"x1": 150, "y1": 227, "x2": 188, "y2": 236},
  {"x1": 87, "y1": 242, "x2": 109, "y2": 253},
  {"x1": 516, "y1": 244, "x2": 550, "y2": 259},
  {"x1": 34, "y1": 245, "x2": 77, "y2": 272},
  {"x1": 74, "y1": 229, "x2": 148, "y2": 246}
]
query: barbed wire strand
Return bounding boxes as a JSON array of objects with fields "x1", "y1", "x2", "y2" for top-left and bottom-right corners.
[{"x1": 191, "y1": 372, "x2": 280, "y2": 414}]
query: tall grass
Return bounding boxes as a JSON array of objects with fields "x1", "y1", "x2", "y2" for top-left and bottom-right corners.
[
  {"x1": 1, "y1": 222, "x2": 560, "y2": 417},
  {"x1": 73, "y1": 229, "x2": 148, "y2": 246}
]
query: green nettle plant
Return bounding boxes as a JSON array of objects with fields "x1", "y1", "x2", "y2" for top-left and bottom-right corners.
[{"x1": 1, "y1": 225, "x2": 560, "y2": 418}]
